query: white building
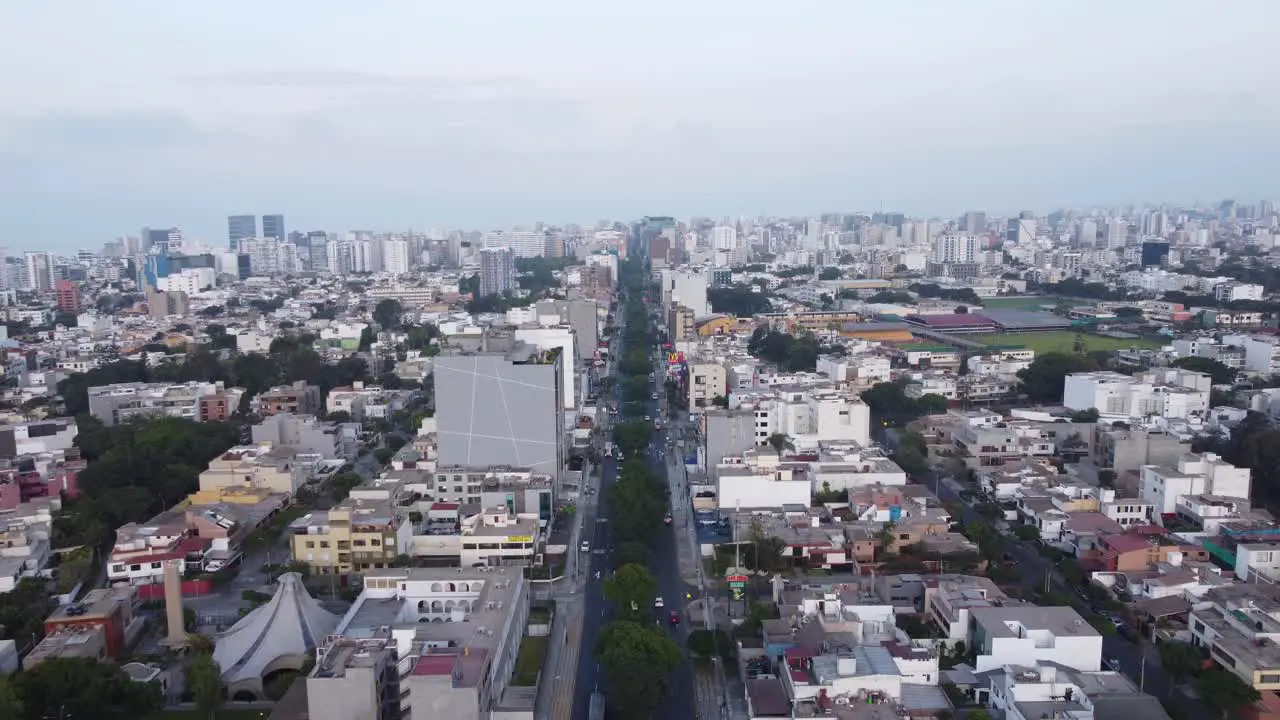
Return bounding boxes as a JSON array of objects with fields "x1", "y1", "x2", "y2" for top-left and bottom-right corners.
[
  {"x1": 968, "y1": 606, "x2": 1103, "y2": 673},
  {"x1": 513, "y1": 325, "x2": 577, "y2": 410},
  {"x1": 662, "y1": 268, "x2": 710, "y2": 317},
  {"x1": 931, "y1": 234, "x2": 980, "y2": 263},
  {"x1": 688, "y1": 363, "x2": 728, "y2": 410},
  {"x1": 715, "y1": 451, "x2": 812, "y2": 509},
  {"x1": 382, "y1": 238, "x2": 410, "y2": 275},
  {"x1": 1138, "y1": 452, "x2": 1251, "y2": 518},
  {"x1": 1063, "y1": 370, "x2": 1210, "y2": 421},
  {"x1": 1215, "y1": 282, "x2": 1264, "y2": 302}
]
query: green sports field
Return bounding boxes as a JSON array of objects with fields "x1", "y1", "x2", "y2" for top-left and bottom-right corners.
[{"x1": 955, "y1": 331, "x2": 1166, "y2": 354}]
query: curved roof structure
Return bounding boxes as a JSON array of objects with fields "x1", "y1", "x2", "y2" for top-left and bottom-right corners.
[{"x1": 213, "y1": 573, "x2": 340, "y2": 687}]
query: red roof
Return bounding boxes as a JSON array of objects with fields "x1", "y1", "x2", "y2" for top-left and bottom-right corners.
[
  {"x1": 1103, "y1": 534, "x2": 1153, "y2": 554},
  {"x1": 413, "y1": 654, "x2": 459, "y2": 676},
  {"x1": 430, "y1": 502, "x2": 460, "y2": 511}
]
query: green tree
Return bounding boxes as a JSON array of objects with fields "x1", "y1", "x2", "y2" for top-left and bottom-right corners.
[
  {"x1": 603, "y1": 563, "x2": 658, "y2": 618},
  {"x1": 373, "y1": 299, "x2": 403, "y2": 329},
  {"x1": 0, "y1": 673, "x2": 22, "y2": 719},
  {"x1": 1171, "y1": 356, "x2": 1237, "y2": 385},
  {"x1": 612, "y1": 421, "x2": 653, "y2": 458},
  {"x1": 1017, "y1": 353, "x2": 1100, "y2": 403},
  {"x1": 188, "y1": 652, "x2": 224, "y2": 719},
  {"x1": 594, "y1": 621, "x2": 682, "y2": 720},
  {"x1": 1195, "y1": 668, "x2": 1260, "y2": 718},
  {"x1": 14, "y1": 657, "x2": 163, "y2": 720},
  {"x1": 765, "y1": 433, "x2": 794, "y2": 455},
  {"x1": 1158, "y1": 641, "x2": 1204, "y2": 684},
  {"x1": 613, "y1": 541, "x2": 651, "y2": 567}
]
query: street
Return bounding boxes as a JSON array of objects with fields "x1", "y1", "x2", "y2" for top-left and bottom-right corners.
[{"x1": 931, "y1": 472, "x2": 1200, "y2": 714}]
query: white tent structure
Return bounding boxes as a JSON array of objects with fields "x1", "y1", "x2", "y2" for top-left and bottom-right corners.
[{"x1": 213, "y1": 572, "x2": 340, "y2": 699}]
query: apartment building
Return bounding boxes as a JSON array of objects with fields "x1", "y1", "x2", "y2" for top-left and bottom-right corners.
[
  {"x1": 1190, "y1": 584, "x2": 1280, "y2": 691},
  {"x1": 952, "y1": 422, "x2": 1055, "y2": 468},
  {"x1": 434, "y1": 343, "x2": 564, "y2": 482},
  {"x1": 688, "y1": 363, "x2": 728, "y2": 409},
  {"x1": 922, "y1": 575, "x2": 1017, "y2": 643},
  {"x1": 303, "y1": 567, "x2": 529, "y2": 719},
  {"x1": 736, "y1": 385, "x2": 873, "y2": 448},
  {"x1": 289, "y1": 498, "x2": 412, "y2": 576},
  {"x1": 968, "y1": 606, "x2": 1103, "y2": 672},
  {"x1": 715, "y1": 449, "x2": 812, "y2": 509},
  {"x1": 256, "y1": 381, "x2": 323, "y2": 417},
  {"x1": 985, "y1": 663, "x2": 1169, "y2": 720},
  {"x1": 1063, "y1": 370, "x2": 1211, "y2": 421},
  {"x1": 430, "y1": 465, "x2": 554, "y2": 527},
  {"x1": 86, "y1": 380, "x2": 226, "y2": 426},
  {"x1": 252, "y1": 413, "x2": 354, "y2": 460},
  {"x1": 0, "y1": 417, "x2": 78, "y2": 458},
  {"x1": 326, "y1": 382, "x2": 404, "y2": 422},
  {"x1": 0, "y1": 519, "x2": 50, "y2": 593},
  {"x1": 199, "y1": 443, "x2": 307, "y2": 495},
  {"x1": 1138, "y1": 452, "x2": 1251, "y2": 518}
]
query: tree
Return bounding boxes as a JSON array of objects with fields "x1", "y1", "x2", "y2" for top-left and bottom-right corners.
[
  {"x1": 594, "y1": 621, "x2": 682, "y2": 720},
  {"x1": 766, "y1": 433, "x2": 794, "y2": 455},
  {"x1": 1158, "y1": 641, "x2": 1204, "y2": 684},
  {"x1": 602, "y1": 563, "x2": 658, "y2": 618},
  {"x1": 710, "y1": 394, "x2": 729, "y2": 408},
  {"x1": 954, "y1": 305, "x2": 969, "y2": 314},
  {"x1": 818, "y1": 267, "x2": 842, "y2": 281},
  {"x1": 13, "y1": 657, "x2": 163, "y2": 720},
  {"x1": 1171, "y1": 356, "x2": 1237, "y2": 385},
  {"x1": 0, "y1": 674, "x2": 22, "y2": 719},
  {"x1": 614, "y1": 541, "x2": 650, "y2": 567},
  {"x1": 1195, "y1": 668, "x2": 1260, "y2": 718},
  {"x1": 612, "y1": 421, "x2": 653, "y2": 458},
  {"x1": 373, "y1": 299, "x2": 403, "y2": 329},
  {"x1": 1017, "y1": 353, "x2": 1099, "y2": 403},
  {"x1": 188, "y1": 652, "x2": 224, "y2": 719}
]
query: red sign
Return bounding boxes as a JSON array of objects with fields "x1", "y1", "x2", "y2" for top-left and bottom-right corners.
[{"x1": 726, "y1": 574, "x2": 749, "y2": 584}]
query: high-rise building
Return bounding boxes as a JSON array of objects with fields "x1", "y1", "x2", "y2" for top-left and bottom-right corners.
[
  {"x1": 479, "y1": 247, "x2": 516, "y2": 297},
  {"x1": 931, "y1": 234, "x2": 980, "y2": 263},
  {"x1": 141, "y1": 227, "x2": 180, "y2": 253},
  {"x1": 24, "y1": 251, "x2": 53, "y2": 292},
  {"x1": 55, "y1": 279, "x2": 80, "y2": 312},
  {"x1": 963, "y1": 211, "x2": 987, "y2": 234},
  {"x1": 262, "y1": 214, "x2": 286, "y2": 241},
  {"x1": 227, "y1": 215, "x2": 257, "y2": 249},
  {"x1": 434, "y1": 341, "x2": 565, "y2": 480},
  {"x1": 382, "y1": 238, "x2": 410, "y2": 275},
  {"x1": 1141, "y1": 241, "x2": 1170, "y2": 268}
]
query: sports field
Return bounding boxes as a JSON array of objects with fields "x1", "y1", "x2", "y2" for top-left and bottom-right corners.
[{"x1": 955, "y1": 330, "x2": 1166, "y2": 354}]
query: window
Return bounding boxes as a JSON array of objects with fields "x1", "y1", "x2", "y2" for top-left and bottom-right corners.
[{"x1": 306, "y1": 541, "x2": 315, "y2": 548}]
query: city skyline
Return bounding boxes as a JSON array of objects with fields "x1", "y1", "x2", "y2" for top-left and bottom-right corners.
[{"x1": 2, "y1": 1, "x2": 1279, "y2": 249}]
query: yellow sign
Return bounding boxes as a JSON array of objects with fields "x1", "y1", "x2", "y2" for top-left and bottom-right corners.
[{"x1": 508, "y1": 535, "x2": 533, "y2": 544}]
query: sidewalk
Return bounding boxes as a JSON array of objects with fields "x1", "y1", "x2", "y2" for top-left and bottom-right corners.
[{"x1": 547, "y1": 607, "x2": 583, "y2": 720}]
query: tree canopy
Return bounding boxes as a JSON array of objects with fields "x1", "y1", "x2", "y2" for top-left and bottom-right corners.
[
  {"x1": 594, "y1": 620, "x2": 682, "y2": 720},
  {"x1": 860, "y1": 380, "x2": 950, "y2": 426},
  {"x1": 1017, "y1": 352, "x2": 1100, "y2": 403},
  {"x1": 1171, "y1": 356, "x2": 1237, "y2": 385},
  {"x1": 602, "y1": 563, "x2": 658, "y2": 619},
  {"x1": 746, "y1": 328, "x2": 824, "y2": 372},
  {"x1": 707, "y1": 284, "x2": 773, "y2": 317},
  {"x1": 57, "y1": 416, "x2": 241, "y2": 548},
  {"x1": 9, "y1": 657, "x2": 163, "y2": 720}
]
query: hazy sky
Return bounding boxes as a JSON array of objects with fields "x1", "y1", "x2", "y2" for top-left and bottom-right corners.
[{"x1": 2, "y1": 1, "x2": 1279, "y2": 250}]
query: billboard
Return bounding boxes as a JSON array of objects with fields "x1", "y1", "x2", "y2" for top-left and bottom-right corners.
[{"x1": 667, "y1": 351, "x2": 685, "y2": 365}]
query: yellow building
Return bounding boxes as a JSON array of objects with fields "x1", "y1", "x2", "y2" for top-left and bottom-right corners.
[
  {"x1": 695, "y1": 315, "x2": 736, "y2": 336},
  {"x1": 288, "y1": 498, "x2": 410, "y2": 576}
]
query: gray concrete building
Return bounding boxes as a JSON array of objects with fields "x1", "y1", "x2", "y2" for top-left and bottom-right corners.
[
  {"x1": 435, "y1": 342, "x2": 564, "y2": 482},
  {"x1": 702, "y1": 408, "x2": 757, "y2": 480}
]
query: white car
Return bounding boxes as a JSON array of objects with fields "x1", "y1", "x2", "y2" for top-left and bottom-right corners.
[
  {"x1": 581, "y1": 541, "x2": 591, "y2": 553},
  {"x1": 654, "y1": 597, "x2": 665, "y2": 608}
]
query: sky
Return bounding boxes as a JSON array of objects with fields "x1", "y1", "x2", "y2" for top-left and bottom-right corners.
[{"x1": 1, "y1": 1, "x2": 1279, "y2": 251}]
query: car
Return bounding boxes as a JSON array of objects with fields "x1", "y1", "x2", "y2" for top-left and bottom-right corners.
[
  {"x1": 1104, "y1": 657, "x2": 1123, "y2": 672},
  {"x1": 581, "y1": 541, "x2": 591, "y2": 553},
  {"x1": 669, "y1": 611, "x2": 681, "y2": 625},
  {"x1": 651, "y1": 393, "x2": 659, "y2": 400},
  {"x1": 654, "y1": 597, "x2": 665, "y2": 608}
]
